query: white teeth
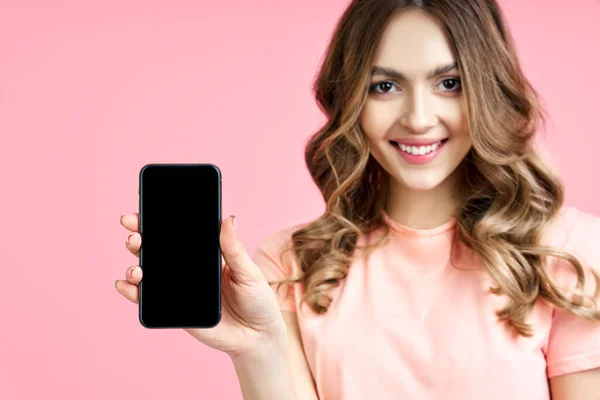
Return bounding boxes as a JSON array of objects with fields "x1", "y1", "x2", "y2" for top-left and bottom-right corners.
[{"x1": 397, "y1": 141, "x2": 442, "y2": 155}]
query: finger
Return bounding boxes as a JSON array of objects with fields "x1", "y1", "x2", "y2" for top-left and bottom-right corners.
[
  {"x1": 220, "y1": 215, "x2": 263, "y2": 282},
  {"x1": 125, "y1": 265, "x2": 142, "y2": 284},
  {"x1": 120, "y1": 213, "x2": 140, "y2": 232},
  {"x1": 115, "y1": 279, "x2": 139, "y2": 304},
  {"x1": 125, "y1": 232, "x2": 141, "y2": 258}
]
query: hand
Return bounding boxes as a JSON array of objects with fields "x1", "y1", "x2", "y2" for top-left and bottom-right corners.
[{"x1": 115, "y1": 214, "x2": 287, "y2": 358}]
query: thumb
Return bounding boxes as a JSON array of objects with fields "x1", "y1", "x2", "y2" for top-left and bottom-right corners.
[{"x1": 220, "y1": 216, "x2": 264, "y2": 282}]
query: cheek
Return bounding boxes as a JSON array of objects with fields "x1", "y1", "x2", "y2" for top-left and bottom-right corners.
[
  {"x1": 360, "y1": 101, "x2": 397, "y2": 141},
  {"x1": 442, "y1": 101, "x2": 469, "y2": 140},
  {"x1": 360, "y1": 105, "x2": 394, "y2": 170},
  {"x1": 443, "y1": 107, "x2": 472, "y2": 164}
]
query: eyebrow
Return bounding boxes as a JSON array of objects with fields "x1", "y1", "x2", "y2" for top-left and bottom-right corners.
[{"x1": 371, "y1": 62, "x2": 459, "y2": 80}]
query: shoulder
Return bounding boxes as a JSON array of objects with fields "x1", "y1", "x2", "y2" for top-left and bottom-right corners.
[
  {"x1": 543, "y1": 205, "x2": 600, "y2": 291},
  {"x1": 252, "y1": 222, "x2": 308, "y2": 278},
  {"x1": 255, "y1": 223, "x2": 306, "y2": 255},
  {"x1": 543, "y1": 206, "x2": 600, "y2": 257},
  {"x1": 542, "y1": 207, "x2": 600, "y2": 377}
]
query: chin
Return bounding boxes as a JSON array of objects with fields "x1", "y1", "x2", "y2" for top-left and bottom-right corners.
[
  {"x1": 393, "y1": 171, "x2": 447, "y2": 192},
  {"x1": 403, "y1": 181, "x2": 442, "y2": 192}
]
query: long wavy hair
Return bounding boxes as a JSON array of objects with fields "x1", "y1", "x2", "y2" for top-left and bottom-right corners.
[{"x1": 273, "y1": 0, "x2": 600, "y2": 337}]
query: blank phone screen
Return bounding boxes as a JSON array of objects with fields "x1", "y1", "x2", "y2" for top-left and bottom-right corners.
[{"x1": 138, "y1": 164, "x2": 221, "y2": 328}]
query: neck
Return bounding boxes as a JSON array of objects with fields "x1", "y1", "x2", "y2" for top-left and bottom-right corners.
[{"x1": 384, "y1": 170, "x2": 463, "y2": 230}]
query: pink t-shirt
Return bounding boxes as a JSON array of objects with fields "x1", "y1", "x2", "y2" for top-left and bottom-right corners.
[{"x1": 252, "y1": 206, "x2": 600, "y2": 400}]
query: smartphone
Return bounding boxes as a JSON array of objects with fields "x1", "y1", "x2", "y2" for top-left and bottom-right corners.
[{"x1": 138, "y1": 163, "x2": 221, "y2": 328}]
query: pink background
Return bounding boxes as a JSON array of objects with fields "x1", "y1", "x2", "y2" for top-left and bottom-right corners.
[{"x1": 0, "y1": 0, "x2": 598, "y2": 399}]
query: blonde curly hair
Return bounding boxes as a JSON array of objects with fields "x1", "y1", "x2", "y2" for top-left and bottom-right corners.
[{"x1": 272, "y1": 0, "x2": 600, "y2": 337}]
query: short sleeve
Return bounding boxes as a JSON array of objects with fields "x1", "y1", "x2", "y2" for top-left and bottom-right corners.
[
  {"x1": 252, "y1": 228, "x2": 301, "y2": 313},
  {"x1": 545, "y1": 208, "x2": 600, "y2": 378}
]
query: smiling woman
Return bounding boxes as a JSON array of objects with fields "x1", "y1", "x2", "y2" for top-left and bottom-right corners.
[
  {"x1": 111, "y1": 0, "x2": 600, "y2": 399},
  {"x1": 255, "y1": 0, "x2": 600, "y2": 399}
]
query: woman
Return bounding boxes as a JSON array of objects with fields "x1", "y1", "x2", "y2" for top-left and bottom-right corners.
[{"x1": 116, "y1": 0, "x2": 600, "y2": 398}]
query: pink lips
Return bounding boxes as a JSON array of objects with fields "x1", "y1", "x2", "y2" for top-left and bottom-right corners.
[
  {"x1": 392, "y1": 138, "x2": 447, "y2": 146},
  {"x1": 390, "y1": 138, "x2": 447, "y2": 165}
]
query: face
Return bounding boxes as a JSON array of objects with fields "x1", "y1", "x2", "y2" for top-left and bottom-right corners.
[{"x1": 360, "y1": 9, "x2": 472, "y2": 193}]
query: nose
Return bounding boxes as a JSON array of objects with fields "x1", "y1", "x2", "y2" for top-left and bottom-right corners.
[{"x1": 399, "y1": 88, "x2": 437, "y2": 134}]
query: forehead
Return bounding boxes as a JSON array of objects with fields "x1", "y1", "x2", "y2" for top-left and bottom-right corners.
[{"x1": 373, "y1": 9, "x2": 457, "y2": 75}]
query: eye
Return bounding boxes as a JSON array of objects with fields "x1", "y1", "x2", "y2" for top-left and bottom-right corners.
[
  {"x1": 369, "y1": 81, "x2": 399, "y2": 94},
  {"x1": 436, "y1": 78, "x2": 461, "y2": 92}
]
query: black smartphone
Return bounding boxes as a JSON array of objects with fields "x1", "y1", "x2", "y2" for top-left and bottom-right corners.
[{"x1": 138, "y1": 163, "x2": 221, "y2": 328}]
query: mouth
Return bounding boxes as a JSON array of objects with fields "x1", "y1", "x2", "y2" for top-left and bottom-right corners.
[{"x1": 389, "y1": 138, "x2": 449, "y2": 156}]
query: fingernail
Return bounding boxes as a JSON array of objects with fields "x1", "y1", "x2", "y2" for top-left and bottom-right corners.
[
  {"x1": 115, "y1": 279, "x2": 119, "y2": 287},
  {"x1": 126, "y1": 233, "x2": 134, "y2": 244},
  {"x1": 231, "y1": 215, "x2": 237, "y2": 232},
  {"x1": 128, "y1": 266, "x2": 135, "y2": 278}
]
